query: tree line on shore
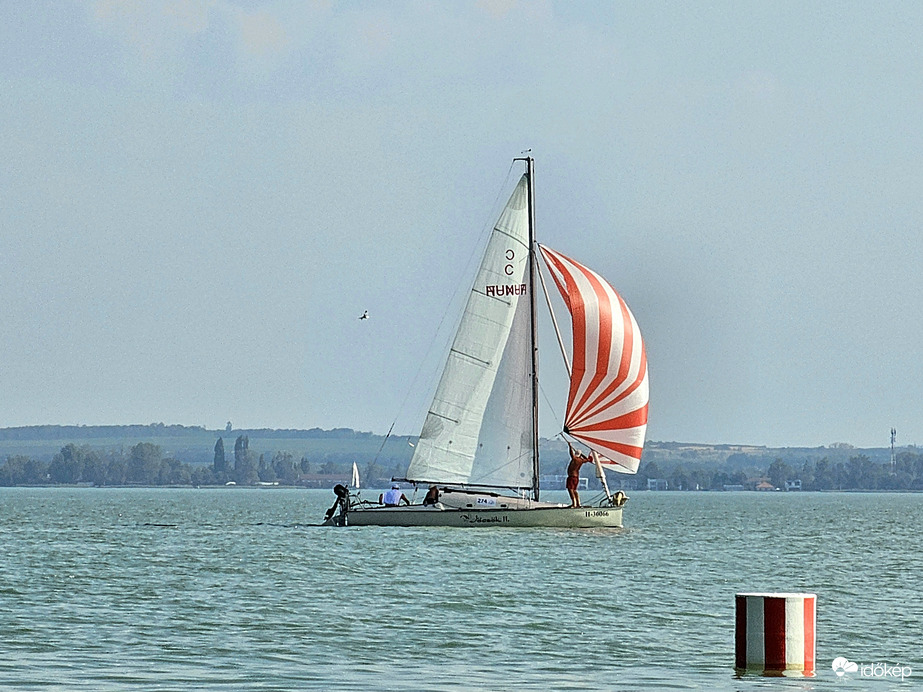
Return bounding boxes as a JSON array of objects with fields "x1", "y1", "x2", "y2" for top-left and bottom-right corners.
[
  {"x1": 0, "y1": 436, "x2": 321, "y2": 487},
  {"x1": 634, "y1": 452, "x2": 923, "y2": 491},
  {"x1": 3, "y1": 434, "x2": 923, "y2": 491}
]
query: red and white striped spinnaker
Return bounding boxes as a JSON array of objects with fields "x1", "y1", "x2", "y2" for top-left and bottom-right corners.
[{"x1": 539, "y1": 245, "x2": 648, "y2": 473}]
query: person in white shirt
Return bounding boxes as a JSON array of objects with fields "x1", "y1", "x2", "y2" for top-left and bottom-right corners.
[{"x1": 379, "y1": 483, "x2": 410, "y2": 506}]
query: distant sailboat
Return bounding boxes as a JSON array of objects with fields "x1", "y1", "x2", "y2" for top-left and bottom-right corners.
[
  {"x1": 350, "y1": 461, "x2": 360, "y2": 489},
  {"x1": 325, "y1": 157, "x2": 648, "y2": 528}
]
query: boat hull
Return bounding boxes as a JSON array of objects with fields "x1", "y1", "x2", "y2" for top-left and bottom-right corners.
[{"x1": 325, "y1": 504, "x2": 623, "y2": 528}]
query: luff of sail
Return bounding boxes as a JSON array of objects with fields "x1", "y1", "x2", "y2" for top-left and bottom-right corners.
[
  {"x1": 406, "y1": 175, "x2": 534, "y2": 488},
  {"x1": 539, "y1": 245, "x2": 648, "y2": 473}
]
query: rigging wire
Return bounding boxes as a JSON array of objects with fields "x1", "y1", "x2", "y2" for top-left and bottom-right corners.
[{"x1": 537, "y1": 381, "x2": 563, "y2": 435}]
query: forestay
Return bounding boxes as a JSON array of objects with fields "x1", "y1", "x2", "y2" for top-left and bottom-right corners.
[
  {"x1": 406, "y1": 175, "x2": 534, "y2": 489},
  {"x1": 539, "y1": 245, "x2": 649, "y2": 473}
]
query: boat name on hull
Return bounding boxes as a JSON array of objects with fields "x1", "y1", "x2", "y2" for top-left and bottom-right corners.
[{"x1": 460, "y1": 513, "x2": 510, "y2": 524}]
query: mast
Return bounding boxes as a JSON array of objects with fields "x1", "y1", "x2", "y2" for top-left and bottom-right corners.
[{"x1": 514, "y1": 155, "x2": 540, "y2": 501}]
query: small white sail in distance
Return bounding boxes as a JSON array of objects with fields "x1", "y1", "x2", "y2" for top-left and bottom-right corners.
[
  {"x1": 539, "y1": 245, "x2": 649, "y2": 474},
  {"x1": 350, "y1": 461, "x2": 360, "y2": 488}
]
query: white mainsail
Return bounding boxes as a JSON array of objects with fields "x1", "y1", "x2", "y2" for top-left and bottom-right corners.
[{"x1": 406, "y1": 175, "x2": 533, "y2": 488}]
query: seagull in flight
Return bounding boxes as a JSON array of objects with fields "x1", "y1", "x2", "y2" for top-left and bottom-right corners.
[{"x1": 359, "y1": 310, "x2": 369, "y2": 320}]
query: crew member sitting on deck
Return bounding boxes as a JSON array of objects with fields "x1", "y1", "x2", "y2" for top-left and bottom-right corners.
[
  {"x1": 422, "y1": 485, "x2": 440, "y2": 506},
  {"x1": 566, "y1": 443, "x2": 593, "y2": 508},
  {"x1": 379, "y1": 483, "x2": 410, "y2": 506}
]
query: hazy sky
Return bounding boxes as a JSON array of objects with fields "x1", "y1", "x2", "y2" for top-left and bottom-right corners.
[{"x1": 2, "y1": 1, "x2": 921, "y2": 448}]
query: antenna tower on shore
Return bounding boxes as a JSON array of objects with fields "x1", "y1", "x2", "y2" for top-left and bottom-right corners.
[{"x1": 890, "y1": 427, "x2": 896, "y2": 472}]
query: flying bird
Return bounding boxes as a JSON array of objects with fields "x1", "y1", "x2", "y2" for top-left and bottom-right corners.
[{"x1": 359, "y1": 310, "x2": 369, "y2": 320}]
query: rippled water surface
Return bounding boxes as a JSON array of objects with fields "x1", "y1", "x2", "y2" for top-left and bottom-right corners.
[{"x1": 2, "y1": 488, "x2": 921, "y2": 690}]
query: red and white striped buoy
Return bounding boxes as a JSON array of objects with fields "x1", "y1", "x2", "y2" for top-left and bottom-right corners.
[{"x1": 735, "y1": 592, "x2": 816, "y2": 675}]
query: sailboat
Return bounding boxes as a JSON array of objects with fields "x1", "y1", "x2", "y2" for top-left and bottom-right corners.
[{"x1": 324, "y1": 157, "x2": 648, "y2": 528}]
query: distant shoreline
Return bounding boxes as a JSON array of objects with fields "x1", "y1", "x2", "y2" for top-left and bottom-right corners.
[{"x1": 3, "y1": 424, "x2": 919, "y2": 493}]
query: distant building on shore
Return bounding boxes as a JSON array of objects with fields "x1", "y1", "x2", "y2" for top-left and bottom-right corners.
[
  {"x1": 298, "y1": 473, "x2": 352, "y2": 489},
  {"x1": 647, "y1": 478, "x2": 668, "y2": 491}
]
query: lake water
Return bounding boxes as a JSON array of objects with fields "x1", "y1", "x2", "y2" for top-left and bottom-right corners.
[{"x1": 1, "y1": 488, "x2": 920, "y2": 690}]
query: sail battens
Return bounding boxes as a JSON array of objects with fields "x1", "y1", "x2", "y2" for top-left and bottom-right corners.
[
  {"x1": 448, "y1": 348, "x2": 492, "y2": 367},
  {"x1": 539, "y1": 244, "x2": 648, "y2": 470},
  {"x1": 473, "y1": 287, "x2": 513, "y2": 306},
  {"x1": 494, "y1": 226, "x2": 531, "y2": 247},
  {"x1": 426, "y1": 410, "x2": 460, "y2": 424}
]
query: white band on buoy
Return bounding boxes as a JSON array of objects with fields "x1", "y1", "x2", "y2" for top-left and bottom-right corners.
[{"x1": 735, "y1": 592, "x2": 816, "y2": 675}]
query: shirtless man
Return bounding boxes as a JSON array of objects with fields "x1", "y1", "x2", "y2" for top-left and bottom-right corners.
[{"x1": 566, "y1": 443, "x2": 592, "y2": 508}]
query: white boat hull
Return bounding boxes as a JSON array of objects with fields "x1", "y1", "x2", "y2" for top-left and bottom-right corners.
[{"x1": 325, "y1": 503, "x2": 623, "y2": 528}]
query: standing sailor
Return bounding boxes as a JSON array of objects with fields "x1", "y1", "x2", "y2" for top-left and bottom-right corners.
[{"x1": 566, "y1": 444, "x2": 592, "y2": 508}]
